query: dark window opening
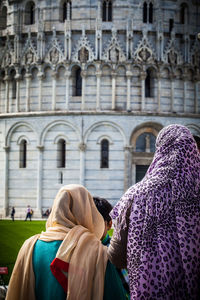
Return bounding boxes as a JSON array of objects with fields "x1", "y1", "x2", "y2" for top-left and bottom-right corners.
[
  {"x1": 75, "y1": 68, "x2": 82, "y2": 96},
  {"x1": 20, "y1": 140, "x2": 27, "y2": 168},
  {"x1": 180, "y1": 4, "x2": 185, "y2": 24},
  {"x1": 0, "y1": 6, "x2": 7, "y2": 30},
  {"x1": 102, "y1": 0, "x2": 112, "y2": 22},
  {"x1": 143, "y1": 2, "x2": 147, "y2": 23},
  {"x1": 10, "y1": 70, "x2": 16, "y2": 99},
  {"x1": 62, "y1": 0, "x2": 72, "y2": 21},
  {"x1": 101, "y1": 139, "x2": 109, "y2": 168},
  {"x1": 59, "y1": 172, "x2": 63, "y2": 184},
  {"x1": 149, "y1": 2, "x2": 153, "y2": 23},
  {"x1": 136, "y1": 165, "x2": 149, "y2": 183},
  {"x1": 57, "y1": 139, "x2": 66, "y2": 168},
  {"x1": 145, "y1": 70, "x2": 152, "y2": 97},
  {"x1": 25, "y1": 1, "x2": 35, "y2": 25},
  {"x1": 169, "y1": 19, "x2": 174, "y2": 33}
]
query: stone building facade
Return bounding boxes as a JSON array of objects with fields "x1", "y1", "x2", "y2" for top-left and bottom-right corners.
[{"x1": 0, "y1": 0, "x2": 200, "y2": 217}]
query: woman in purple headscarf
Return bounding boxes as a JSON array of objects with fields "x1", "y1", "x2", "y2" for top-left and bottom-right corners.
[{"x1": 108, "y1": 124, "x2": 200, "y2": 300}]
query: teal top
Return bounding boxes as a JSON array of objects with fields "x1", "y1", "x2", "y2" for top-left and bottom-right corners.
[{"x1": 33, "y1": 239, "x2": 127, "y2": 300}]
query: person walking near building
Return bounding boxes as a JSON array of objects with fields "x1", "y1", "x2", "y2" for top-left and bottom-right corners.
[
  {"x1": 11, "y1": 207, "x2": 15, "y2": 221},
  {"x1": 25, "y1": 205, "x2": 32, "y2": 221}
]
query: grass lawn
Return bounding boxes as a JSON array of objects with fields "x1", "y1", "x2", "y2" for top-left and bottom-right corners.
[
  {"x1": 0, "y1": 220, "x2": 113, "y2": 285},
  {"x1": 0, "y1": 220, "x2": 46, "y2": 284}
]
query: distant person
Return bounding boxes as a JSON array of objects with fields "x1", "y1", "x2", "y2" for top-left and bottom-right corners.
[
  {"x1": 93, "y1": 196, "x2": 130, "y2": 298},
  {"x1": 193, "y1": 135, "x2": 200, "y2": 152},
  {"x1": 11, "y1": 207, "x2": 15, "y2": 221},
  {"x1": 108, "y1": 124, "x2": 200, "y2": 299},
  {"x1": 24, "y1": 205, "x2": 32, "y2": 221},
  {"x1": 6, "y1": 184, "x2": 128, "y2": 300},
  {"x1": 42, "y1": 208, "x2": 50, "y2": 217}
]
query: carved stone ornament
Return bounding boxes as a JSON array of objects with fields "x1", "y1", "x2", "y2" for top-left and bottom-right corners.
[
  {"x1": 72, "y1": 32, "x2": 95, "y2": 63},
  {"x1": 49, "y1": 47, "x2": 60, "y2": 64},
  {"x1": 45, "y1": 28, "x2": 65, "y2": 64},
  {"x1": 78, "y1": 47, "x2": 89, "y2": 63},
  {"x1": 133, "y1": 37, "x2": 155, "y2": 63},
  {"x1": 0, "y1": 35, "x2": 14, "y2": 67},
  {"x1": 168, "y1": 48, "x2": 177, "y2": 65},
  {"x1": 26, "y1": 50, "x2": 34, "y2": 65},
  {"x1": 21, "y1": 34, "x2": 38, "y2": 64},
  {"x1": 102, "y1": 29, "x2": 126, "y2": 63},
  {"x1": 163, "y1": 38, "x2": 183, "y2": 65},
  {"x1": 190, "y1": 39, "x2": 200, "y2": 66}
]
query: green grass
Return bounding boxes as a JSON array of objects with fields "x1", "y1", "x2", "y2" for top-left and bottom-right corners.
[
  {"x1": 0, "y1": 220, "x2": 46, "y2": 284},
  {"x1": 0, "y1": 220, "x2": 113, "y2": 285}
]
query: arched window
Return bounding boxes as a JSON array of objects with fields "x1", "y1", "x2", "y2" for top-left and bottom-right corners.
[
  {"x1": 102, "y1": 0, "x2": 112, "y2": 22},
  {"x1": 75, "y1": 67, "x2": 82, "y2": 96},
  {"x1": 143, "y1": 2, "x2": 153, "y2": 23},
  {"x1": 169, "y1": 19, "x2": 174, "y2": 33},
  {"x1": 143, "y1": 2, "x2": 147, "y2": 23},
  {"x1": 101, "y1": 139, "x2": 109, "y2": 168},
  {"x1": 145, "y1": 69, "x2": 154, "y2": 97},
  {"x1": 19, "y1": 140, "x2": 27, "y2": 168},
  {"x1": 57, "y1": 139, "x2": 66, "y2": 168},
  {"x1": 10, "y1": 70, "x2": 16, "y2": 99},
  {"x1": 149, "y1": 2, "x2": 153, "y2": 23},
  {"x1": 25, "y1": 1, "x2": 35, "y2": 25},
  {"x1": 180, "y1": 3, "x2": 188, "y2": 24},
  {"x1": 62, "y1": 0, "x2": 72, "y2": 22},
  {"x1": 0, "y1": 6, "x2": 7, "y2": 30}
]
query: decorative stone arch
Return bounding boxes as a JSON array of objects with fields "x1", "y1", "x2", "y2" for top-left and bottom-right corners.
[
  {"x1": 101, "y1": 63, "x2": 113, "y2": 72},
  {"x1": 56, "y1": 63, "x2": 67, "y2": 73},
  {"x1": 5, "y1": 121, "x2": 37, "y2": 147},
  {"x1": 54, "y1": 134, "x2": 70, "y2": 144},
  {"x1": 29, "y1": 64, "x2": 39, "y2": 73},
  {"x1": 160, "y1": 65, "x2": 172, "y2": 78},
  {"x1": 130, "y1": 122, "x2": 163, "y2": 184},
  {"x1": 40, "y1": 120, "x2": 81, "y2": 146},
  {"x1": 17, "y1": 135, "x2": 30, "y2": 145},
  {"x1": 96, "y1": 135, "x2": 114, "y2": 145},
  {"x1": 69, "y1": 63, "x2": 82, "y2": 72},
  {"x1": 130, "y1": 122, "x2": 162, "y2": 148},
  {"x1": 86, "y1": 62, "x2": 97, "y2": 72},
  {"x1": 84, "y1": 121, "x2": 127, "y2": 146},
  {"x1": 186, "y1": 124, "x2": 200, "y2": 136}
]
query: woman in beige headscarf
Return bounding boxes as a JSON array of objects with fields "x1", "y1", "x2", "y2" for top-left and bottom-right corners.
[
  {"x1": 6, "y1": 184, "x2": 108, "y2": 300},
  {"x1": 6, "y1": 184, "x2": 128, "y2": 300}
]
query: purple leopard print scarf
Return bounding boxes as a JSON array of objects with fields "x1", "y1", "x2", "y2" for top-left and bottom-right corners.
[{"x1": 111, "y1": 124, "x2": 200, "y2": 300}]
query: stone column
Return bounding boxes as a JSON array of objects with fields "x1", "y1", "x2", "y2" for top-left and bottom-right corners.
[
  {"x1": 52, "y1": 71, "x2": 57, "y2": 111},
  {"x1": 81, "y1": 70, "x2": 87, "y2": 110},
  {"x1": 4, "y1": 75, "x2": 10, "y2": 113},
  {"x1": 170, "y1": 74, "x2": 175, "y2": 112},
  {"x1": 15, "y1": 73, "x2": 21, "y2": 113},
  {"x1": 157, "y1": 74, "x2": 161, "y2": 112},
  {"x1": 126, "y1": 71, "x2": 132, "y2": 111},
  {"x1": 183, "y1": 75, "x2": 187, "y2": 113},
  {"x1": 65, "y1": 70, "x2": 71, "y2": 110},
  {"x1": 37, "y1": 71, "x2": 44, "y2": 111},
  {"x1": 96, "y1": 70, "x2": 101, "y2": 110},
  {"x1": 36, "y1": 145, "x2": 44, "y2": 216},
  {"x1": 25, "y1": 73, "x2": 32, "y2": 112},
  {"x1": 140, "y1": 71, "x2": 146, "y2": 111},
  {"x1": 3, "y1": 146, "x2": 9, "y2": 217},
  {"x1": 194, "y1": 77, "x2": 199, "y2": 114},
  {"x1": 79, "y1": 143, "x2": 86, "y2": 186},
  {"x1": 124, "y1": 146, "x2": 133, "y2": 191},
  {"x1": 111, "y1": 71, "x2": 117, "y2": 110}
]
